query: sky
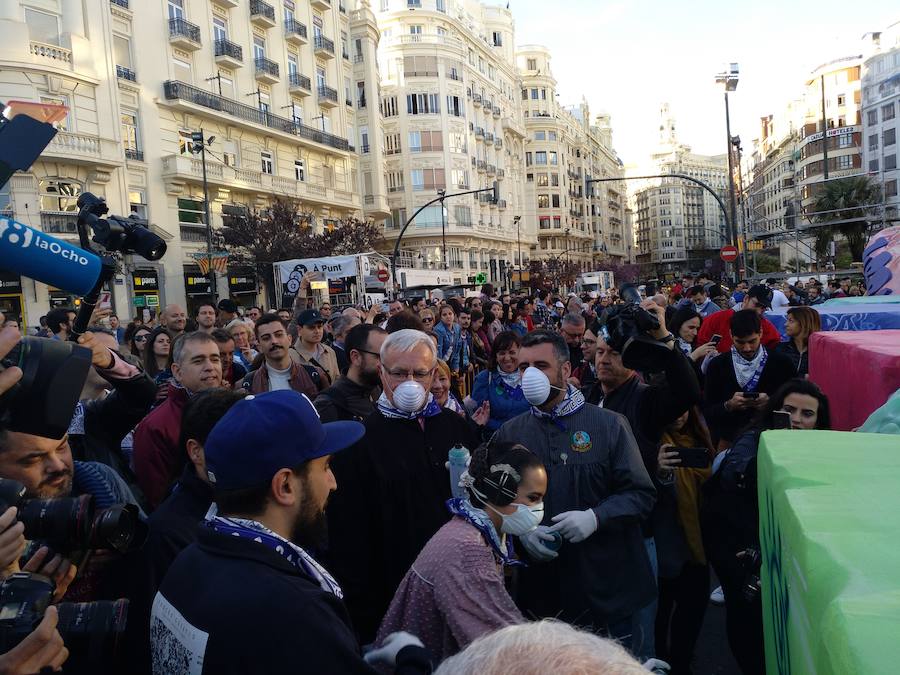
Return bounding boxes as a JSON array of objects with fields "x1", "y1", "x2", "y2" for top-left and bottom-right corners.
[{"x1": 509, "y1": 0, "x2": 897, "y2": 165}]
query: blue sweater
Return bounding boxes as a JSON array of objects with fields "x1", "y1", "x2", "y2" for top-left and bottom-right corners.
[
  {"x1": 471, "y1": 369, "x2": 530, "y2": 431},
  {"x1": 434, "y1": 321, "x2": 465, "y2": 370}
]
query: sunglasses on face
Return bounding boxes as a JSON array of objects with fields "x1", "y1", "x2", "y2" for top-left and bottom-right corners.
[
  {"x1": 134, "y1": 335, "x2": 148, "y2": 342},
  {"x1": 422, "y1": 317, "x2": 434, "y2": 323}
]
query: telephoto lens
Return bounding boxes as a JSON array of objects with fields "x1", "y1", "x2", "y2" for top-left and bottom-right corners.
[
  {"x1": 88, "y1": 504, "x2": 147, "y2": 553},
  {"x1": 16, "y1": 494, "x2": 94, "y2": 553},
  {"x1": 56, "y1": 598, "x2": 129, "y2": 663}
]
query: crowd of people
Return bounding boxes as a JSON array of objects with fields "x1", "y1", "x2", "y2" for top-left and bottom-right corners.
[{"x1": 0, "y1": 271, "x2": 856, "y2": 674}]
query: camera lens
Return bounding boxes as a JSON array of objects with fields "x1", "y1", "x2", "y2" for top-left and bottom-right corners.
[
  {"x1": 56, "y1": 598, "x2": 128, "y2": 662},
  {"x1": 17, "y1": 495, "x2": 94, "y2": 552},
  {"x1": 89, "y1": 505, "x2": 144, "y2": 553}
]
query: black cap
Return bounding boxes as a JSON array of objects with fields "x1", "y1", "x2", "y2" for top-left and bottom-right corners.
[
  {"x1": 297, "y1": 309, "x2": 325, "y2": 326},
  {"x1": 217, "y1": 298, "x2": 238, "y2": 314},
  {"x1": 746, "y1": 284, "x2": 773, "y2": 308}
]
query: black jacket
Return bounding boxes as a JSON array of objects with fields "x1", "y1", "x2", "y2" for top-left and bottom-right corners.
[
  {"x1": 314, "y1": 376, "x2": 377, "y2": 422},
  {"x1": 126, "y1": 466, "x2": 214, "y2": 675},
  {"x1": 703, "y1": 350, "x2": 796, "y2": 444},
  {"x1": 152, "y1": 528, "x2": 431, "y2": 675},
  {"x1": 326, "y1": 408, "x2": 478, "y2": 642},
  {"x1": 773, "y1": 340, "x2": 808, "y2": 378},
  {"x1": 68, "y1": 366, "x2": 157, "y2": 483}
]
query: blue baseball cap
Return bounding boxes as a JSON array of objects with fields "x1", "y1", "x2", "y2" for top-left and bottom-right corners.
[{"x1": 203, "y1": 390, "x2": 365, "y2": 491}]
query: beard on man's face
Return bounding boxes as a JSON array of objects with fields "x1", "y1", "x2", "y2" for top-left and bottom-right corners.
[
  {"x1": 290, "y1": 484, "x2": 329, "y2": 550},
  {"x1": 359, "y1": 364, "x2": 381, "y2": 388},
  {"x1": 34, "y1": 469, "x2": 73, "y2": 499}
]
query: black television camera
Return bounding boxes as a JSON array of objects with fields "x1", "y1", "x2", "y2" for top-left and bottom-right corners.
[
  {"x1": 597, "y1": 283, "x2": 671, "y2": 370},
  {"x1": 0, "y1": 478, "x2": 146, "y2": 555},
  {"x1": 0, "y1": 572, "x2": 127, "y2": 664}
]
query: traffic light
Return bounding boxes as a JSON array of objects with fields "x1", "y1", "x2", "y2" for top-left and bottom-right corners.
[
  {"x1": 191, "y1": 131, "x2": 204, "y2": 154},
  {"x1": 492, "y1": 180, "x2": 500, "y2": 204}
]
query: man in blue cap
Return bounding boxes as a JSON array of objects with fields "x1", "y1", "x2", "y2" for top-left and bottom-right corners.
[{"x1": 149, "y1": 390, "x2": 430, "y2": 674}]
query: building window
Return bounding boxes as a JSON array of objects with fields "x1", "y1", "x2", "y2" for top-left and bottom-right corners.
[
  {"x1": 521, "y1": 88, "x2": 527, "y2": 100},
  {"x1": 253, "y1": 36, "x2": 266, "y2": 61},
  {"x1": 537, "y1": 194, "x2": 550, "y2": 208},
  {"x1": 492, "y1": 31, "x2": 502, "y2": 47},
  {"x1": 385, "y1": 132, "x2": 401, "y2": 154},
  {"x1": 539, "y1": 216, "x2": 550, "y2": 229},
  {"x1": 177, "y1": 198, "x2": 205, "y2": 226},
  {"x1": 261, "y1": 151, "x2": 274, "y2": 174},
  {"x1": 128, "y1": 190, "x2": 147, "y2": 219},
  {"x1": 121, "y1": 112, "x2": 140, "y2": 155},
  {"x1": 408, "y1": 131, "x2": 443, "y2": 152},
  {"x1": 534, "y1": 131, "x2": 545, "y2": 140},
  {"x1": 525, "y1": 152, "x2": 532, "y2": 166},
  {"x1": 436, "y1": 0, "x2": 446, "y2": 12},
  {"x1": 294, "y1": 159, "x2": 305, "y2": 181},
  {"x1": 387, "y1": 171, "x2": 404, "y2": 192},
  {"x1": 885, "y1": 180, "x2": 898, "y2": 198},
  {"x1": 451, "y1": 169, "x2": 468, "y2": 189},
  {"x1": 869, "y1": 159, "x2": 880, "y2": 172},
  {"x1": 531, "y1": 88, "x2": 539, "y2": 100},
  {"x1": 381, "y1": 96, "x2": 399, "y2": 117},
  {"x1": 409, "y1": 24, "x2": 423, "y2": 35},
  {"x1": 168, "y1": 0, "x2": 185, "y2": 20},
  {"x1": 40, "y1": 96, "x2": 69, "y2": 131},
  {"x1": 868, "y1": 109, "x2": 879, "y2": 126},
  {"x1": 526, "y1": 58, "x2": 537, "y2": 70},
  {"x1": 870, "y1": 134, "x2": 879, "y2": 151},
  {"x1": 359, "y1": 127, "x2": 369, "y2": 152},
  {"x1": 553, "y1": 216, "x2": 561, "y2": 229},
  {"x1": 886, "y1": 154, "x2": 898, "y2": 171},
  {"x1": 884, "y1": 103, "x2": 896, "y2": 122},
  {"x1": 454, "y1": 205, "x2": 471, "y2": 226},
  {"x1": 548, "y1": 131, "x2": 557, "y2": 141},
  {"x1": 222, "y1": 139, "x2": 238, "y2": 166},
  {"x1": 526, "y1": 173, "x2": 533, "y2": 182},
  {"x1": 411, "y1": 168, "x2": 445, "y2": 191},
  {"x1": 446, "y1": 95, "x2": 464, "y2": 117},
  {"x1": 886, "y1": 128, "x2": 897, "y2": 146},
  {"x1": 24, "y1": 8, "x2": 60, "y2": 46},
  {"x1": 406, "y1": 93, "x2": 440, "y2": 114},
  {"x1": 178, "y1": 129, "x2": 194, "y2": 155},
  {"x1": 552, "y1": 194, "x2": 560, "y2": 207},
  {"x1": 212, "y1": 16, "x2": 227, "y2": 43},
  {"x1": 838, "y1": 134, "x2": 853, "y2": 148},
  {"x1": 549, "y1": 151, "x2": 558, "y2": 165},
  {"x1": 551, "y1": 173, "x2": 559, "y2": 186},
  {"x1": 404, "y1": 55, "x2": 438, "y2": 77},
  {"x1": 537, "y1": 173, "x2": 549, "y2": 187},
  {"x1": 535, "y1": 151, "x2": 547, "y2": 165},
  {"x1": 357, "y1": 81, "x2": 366, "y2": 108}
]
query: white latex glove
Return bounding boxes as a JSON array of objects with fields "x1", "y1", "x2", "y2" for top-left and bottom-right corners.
[
  {"x1": 363, "y1": 631, "x2": 424, "y2": 668},
  {"x1": 518, "y1": 526, "x2": 559, "y2": 562},
  {"x1": 549, "y1": 509, "x2": 598, "y2": 543}
]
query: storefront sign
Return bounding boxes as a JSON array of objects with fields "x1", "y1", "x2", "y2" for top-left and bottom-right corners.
[
  {"x1": 802, "y1": 125, "x2": 860, "y2": 144},
  {"x1": 132, "y1": 269, "x2": 159, "y2": 292},
  {"x1": 184, "y1": 272, "x2": 212, "y2": 296},
  {"x1": 0, "y1": 269, "x2": 22, "y2": 294},
  {"x1": 227, "y1": 268, "x2": 257, "y2": 295}
]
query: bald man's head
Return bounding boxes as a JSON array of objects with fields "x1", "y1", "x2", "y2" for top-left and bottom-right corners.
[{"x1": 162, "y1": 304, "x2": 187, "y2": 333}]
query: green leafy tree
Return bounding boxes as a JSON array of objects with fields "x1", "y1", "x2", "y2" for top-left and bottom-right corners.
[{"x1": 811, "y1": 176, "x2": 882, "y2": 263}]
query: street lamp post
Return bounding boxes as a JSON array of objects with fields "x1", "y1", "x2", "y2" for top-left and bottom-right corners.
[
  {"x1": 191, "y1": 130, "x2": 217, "y2": 304},
  {"x1": 391, "y1": 181, "x2": 500, "y2": 296},
  {"x1": 513, "y1": 215, "x2": 522, "y2": 289},
  {"x1": 716, "y1": 63, "x2": 746, "y2": 281},
  {"x1": 438, "y1": 190, "x2": 448, "y2": 270}
]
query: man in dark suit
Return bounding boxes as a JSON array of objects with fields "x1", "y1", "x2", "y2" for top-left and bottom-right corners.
[
  {"x1": 329, "y1": 313, "x2": 360, "y2": 376},
  {"x1": 703, "y1": 309, "x2": 796, "y2": 446}
]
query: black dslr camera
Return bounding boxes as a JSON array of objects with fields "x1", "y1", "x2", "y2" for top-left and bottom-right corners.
[
  {"x1": 0, "y1": 478, "x2": 146, "y2": 555},
  {"x1": 597, "y1": 284, "x2": 670, "y2": 370},
  {"x1": 0, "y1": 572, "x2": 127, "y2": 663}
]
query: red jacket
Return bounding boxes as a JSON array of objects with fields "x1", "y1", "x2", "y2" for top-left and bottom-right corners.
[
  {"x1": 697, "y1": 308, "x2": 782, "y2": 354},
  {"x1": 132, "y1": 384, "x2": 189, "y2": 509}
]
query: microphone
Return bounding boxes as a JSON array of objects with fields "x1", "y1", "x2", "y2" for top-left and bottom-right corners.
[{"x1": 0, "y1": 215, "x2": 102, "y2": 296}]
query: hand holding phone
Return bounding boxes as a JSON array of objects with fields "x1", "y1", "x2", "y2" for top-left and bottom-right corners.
[
  {"x1": 772, "y1": 410, "x2": 792, "y2": 430},
  {"x1": 711, "y1": 334, "x2": 722, "y2": 345},
  {"x1": 672, "y1": 446, "x2": 711, "y2": 469}
]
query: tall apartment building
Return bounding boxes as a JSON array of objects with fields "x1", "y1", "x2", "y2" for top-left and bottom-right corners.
[
  {"x1": 631, "y1": 104, "x2": 728, "y2": 278},
  {"x1": 0, "y1": 0, "x2": 381, "y2": 323},
  {"x1": 374, "y1": 0, "x2": 529, "y2": 288},
  {"x1": 862, "y1": 21, "x2": 900, "y2": 222},
  {"x1": 516, "y1": 46, "x2": 628, "y2": 275}
]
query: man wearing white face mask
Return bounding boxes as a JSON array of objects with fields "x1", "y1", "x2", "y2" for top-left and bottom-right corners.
[
  {"x1": 492, "y1": 330, "x2": 656, "y2": 650},
  {"x1": 374, "y1": 440, "x2": 548, "y2": 661},
  {"x1": 324, "y1": 329, "x2": 479, "y2": 644}
]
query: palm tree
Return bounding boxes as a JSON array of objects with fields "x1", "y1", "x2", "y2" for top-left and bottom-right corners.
[{"x1": 811, "y1": 176, "x2": 881, "y2": 263}]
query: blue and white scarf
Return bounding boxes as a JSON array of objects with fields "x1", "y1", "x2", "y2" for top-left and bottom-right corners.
[
  {"x1": 493, "y1": 369, "x2": 525, "y2": 400},
  {"x1": 675, "y1": 337, "x2": 693, "y2": 357},
  {"x1": 376, "y1": 392, "x2": 443, "y2": 420},
  {"x1": 731, "y1": 345, "x2": 768, "y2": 392},
  {"x1": 530, "y1": 385, "x2": 586, "y2": 429},
  {"x1": 206, "y1": 515, "x2": 343, "y2": 598},
  {"x1": 444, "y1": 394, "x2": 466, "y2": 416},
  {"x1": 446, "y1": 497, "x2": 523, "y2": 568}
]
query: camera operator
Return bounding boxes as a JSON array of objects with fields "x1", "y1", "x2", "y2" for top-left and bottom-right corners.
[
  {"x1": 585, "y1": 299, "x2": 701, "y2": 659},
  {"x1": 66, "y1": 327, "x2": 157, "y2": 487}
]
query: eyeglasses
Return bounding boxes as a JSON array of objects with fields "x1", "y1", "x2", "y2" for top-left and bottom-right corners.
[
  {"x1": 357, "y1": 349, "x2": 381, "y2": 359},
  {"x1": 421, "y1": 317, "x2": 434, "y2": 323},
  {"x1": 386, "y1": 368, "x2": 433, "y2": 382},
  {"x1": 134, "y1": 335, "x2": 148, "y2": 342}
]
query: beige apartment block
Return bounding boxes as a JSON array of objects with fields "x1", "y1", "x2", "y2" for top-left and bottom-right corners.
[
  {"x1": 0, "y1": 0, "x2": 382, "y2": 321},
  {"x1": 374, "y1": 0, "x2": 530, "y2": 288},
  {"x1": 631, "y1": 104, "x2": 728, "y2": 279},
  {"x1": 517, "y1": 45, "x2": 629, "y2": 275}
]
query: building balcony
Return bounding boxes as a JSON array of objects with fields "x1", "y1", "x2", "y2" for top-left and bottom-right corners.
[
  {"x1": 42, "y1": 130, "x2": 121, "y2": 167},
  {"x1": 162, "y1": 80, "x2": 352, "y2": 152},
  {"x1": 284, "y1": 19, "x2": 308, "y2": 45},
  {"x1": 502, "y1": 116, "x2": 525, "y2": 138},
  {"x1": 494, "y1": 138, "x2": 502, "y2": 149},
  {"x1": 472, "y1": 93, "x2": 482, "y2": 107},
  {"x1": 214, "y1": 39, "x2": 243, "y2": 68},
  {"x1": 497, "y1": 199, "x2": 507, "y2": 209},
  {"x1": 485, "y1": 132, "x2": 494, "y2": 143},
  {"x1": 110, "y1": 0, "x2": 129, "y2": 8},
  {"x1": 493, "y1": 105, "x2": 501, "y2": 118},
  {"x1": 116, "y1": 65, "x2": 136, "y2": 82},
  {"x1": 254, "y1": 57, "x2": 280, "y2": 83},
  {"x1": 486, "y1": 164, "x2": 496, "y2": 175},
  {"x1": 168, "y1": 17, "x2": 201, "y2": 50},
  {"x1": 212, "y1": 0, "x2": 239, "y2": 6},
  {"x1": 288, "y1": 73, "x2": 312, "y2": 95},
  {"x1": 124, "y1": 148, "x2": 144, "y2": 161},
  {"x1": 40, "y1": 211, "x2": 78, "y2": 235},
  {"x1": 317, "y1": 85, "x2": 338, "y2": 107},
  {"x1": 161, "y1": 153, "x2": 359, "y2": 210},
  {"x1": 471, "y1": 157, "x2": 476, "y2": 167},
  {"x1": 29, "y1": 41, "x2": 72, "y2": 69},
  {"x1": 249, "y1": 0, "x2": 277, "y2": 28},
  {"x1": 497, "y1": 168, "x2": 505, "y2": 179},
  {"x1": 474, "y1": 127, "x2": 485, "y2": 140},
  {"x1": 311, "y1": 0, "x2": 331, "y2": 9},
  {"x1": 476, "y1": 160, "x2": 487, "y2": 172},
  {"x1": 352, "y1": 53, "x2": 364, "y2": 64},
  {"x1": 314, "y1": 36, "x2": 335, "y2": 58}
]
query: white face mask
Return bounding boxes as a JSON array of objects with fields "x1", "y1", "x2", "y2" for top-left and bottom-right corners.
[
  {"x1": 391, "y1": 379, "x2": 427, "y2": 413},
  {"x1": 520, "y1": 366, "x2": 565, "y2": 406},
  {"x1": 489, "y1": 502, "x2": 544, "y2": 536}
]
